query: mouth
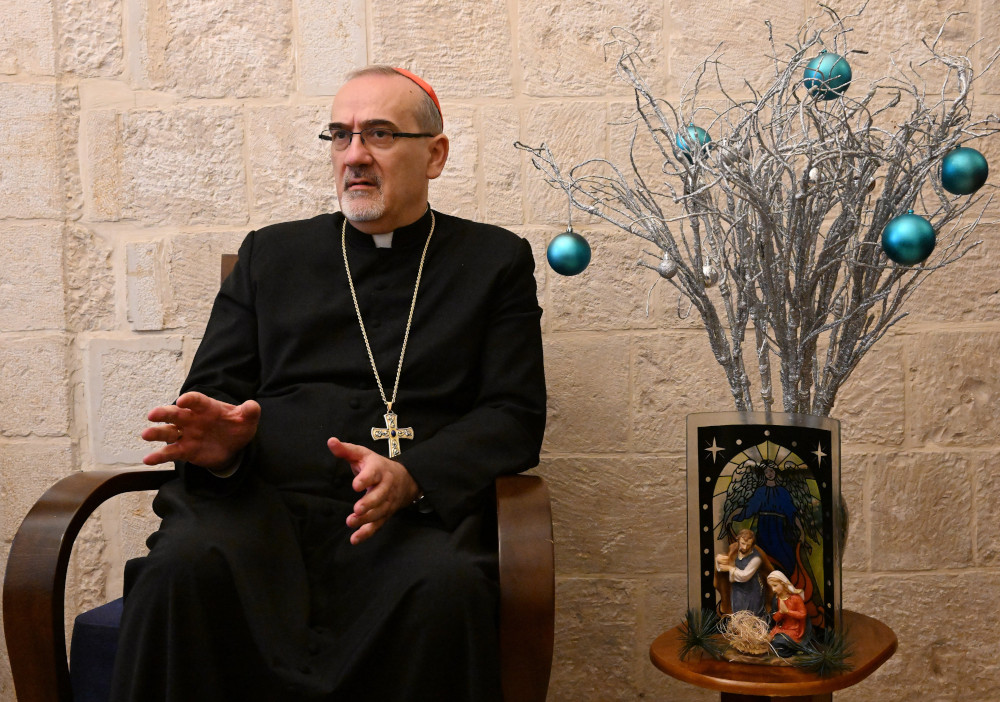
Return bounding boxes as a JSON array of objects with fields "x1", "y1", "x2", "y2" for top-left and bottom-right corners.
[
  {"x1": 346, "y1": 179, "x2": 376, "y2": 191},
  {"x1": 344, "y1": 170, "x2": 381, "y2": 192}
]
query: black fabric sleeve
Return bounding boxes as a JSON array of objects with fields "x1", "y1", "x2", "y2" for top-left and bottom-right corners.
[
  {"x1": 174, "y1": 232, "x2": 262, "y2": 493},
  {"x1": 398, "y1": 237, "x2": 546, "y2": 529},
  {"x1": 181, "y1": 232, "x2": 261, "y2": 404}
]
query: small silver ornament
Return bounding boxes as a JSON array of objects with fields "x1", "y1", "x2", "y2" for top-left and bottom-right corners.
[
  {"x1": 717, "y1": 139, "x2": 751, "y2": 166},
  {"x1": 657, "y1": 252, "x2": 678, "y2": 279},
  {"x1": 703, "y1": 264, "x2": 719, "y2": 287}
]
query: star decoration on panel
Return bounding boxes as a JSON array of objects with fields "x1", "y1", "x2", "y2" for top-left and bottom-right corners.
[{"x1": 705, "y1": 437, "x2": 724, "y2": 463}]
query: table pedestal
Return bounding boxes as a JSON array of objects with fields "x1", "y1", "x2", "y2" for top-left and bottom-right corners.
[{"x1": 649, "y1": 611, "x2": 896, "y2": 701}]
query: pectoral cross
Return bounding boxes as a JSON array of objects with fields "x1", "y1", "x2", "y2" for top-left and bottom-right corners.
[{"x1": 371, "y1": 411, "x2": 414, "y2": 458}]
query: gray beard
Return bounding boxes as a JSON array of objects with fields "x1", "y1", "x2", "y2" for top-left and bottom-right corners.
[{"x1": 340, "y1": 190, "x2": 386, "y2": 221}]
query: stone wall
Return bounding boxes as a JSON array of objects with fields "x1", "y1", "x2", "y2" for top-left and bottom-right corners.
[{"x1": 2, "y1": 0, "x2": 998, "y2": 700}]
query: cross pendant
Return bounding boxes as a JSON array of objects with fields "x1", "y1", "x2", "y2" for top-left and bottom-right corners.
[{"x1": 371, "y1": 411, "x2": 414, "y2": 458}]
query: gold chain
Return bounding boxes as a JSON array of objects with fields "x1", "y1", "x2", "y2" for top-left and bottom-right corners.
[{"x1": 341, "y1": 211, "x2": 435, "y2": 413}]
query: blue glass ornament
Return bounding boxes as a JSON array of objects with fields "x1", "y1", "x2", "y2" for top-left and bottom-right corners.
[
  {"x1": 940, "y1": 146, "x2": 989, "y2": 195},
  {"x1": 803, "y1": 50, "x2": 852, "y2": 100},
  {"x1": 675, "y1": 124, "x2": 712, "y2": 162},
  {"x1": 881, "y1": 210, "x2": 935, "y2": 265},
  {"x1": 547, "y1": 229, "x2": 591, "y2": 276}
]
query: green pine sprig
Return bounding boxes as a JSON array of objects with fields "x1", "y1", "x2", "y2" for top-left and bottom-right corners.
[
  {"x1": 788, "y1": 626, "x2": 853, "y2": 676},
  {"x1": 677, "y1": 608, "x2": 726, "y2": 661}
]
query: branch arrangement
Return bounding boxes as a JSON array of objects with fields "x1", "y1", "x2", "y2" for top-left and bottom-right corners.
[{"x1": 517, "y1": 6, "x2": 999, "y2": 415}]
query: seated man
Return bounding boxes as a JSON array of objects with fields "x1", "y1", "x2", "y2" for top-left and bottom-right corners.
[{"x1": 110, "y1": 66, "x2": 546, "y2": 702}]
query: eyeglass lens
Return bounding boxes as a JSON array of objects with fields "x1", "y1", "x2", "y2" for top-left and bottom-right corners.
[{"x1": 326, "y1": 128, "x2": 395, "y2": 150}]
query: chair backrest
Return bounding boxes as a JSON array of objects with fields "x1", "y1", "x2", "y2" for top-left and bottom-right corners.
[{"x1": 221, "y1": 253, "x2": 238, "y2": 283}]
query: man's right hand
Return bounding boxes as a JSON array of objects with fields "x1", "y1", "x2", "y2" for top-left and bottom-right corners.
[{"x1": 141, "y1": 391, "x2": 260, "y2": 472}]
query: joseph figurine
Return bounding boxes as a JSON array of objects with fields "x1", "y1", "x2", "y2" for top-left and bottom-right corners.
[{"x1": 715, "y1": 528, "x2": 775, "y2": 617}]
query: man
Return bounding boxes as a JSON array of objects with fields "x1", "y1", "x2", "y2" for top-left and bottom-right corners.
[
  {"x1": 715, "y1": 528, "x2": 773, "y2": 618},
  {"x1": 110, "y1": 66, "x2": 546, "y2": 702}
]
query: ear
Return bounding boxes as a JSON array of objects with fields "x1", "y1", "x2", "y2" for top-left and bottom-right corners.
[{"x1": 425, "y1": 134, "x2": 449, "y2": 180}]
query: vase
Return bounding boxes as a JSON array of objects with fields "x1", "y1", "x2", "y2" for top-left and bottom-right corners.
[{"x1": 686, "y1": 411, "x2": 843, "y2": 635}]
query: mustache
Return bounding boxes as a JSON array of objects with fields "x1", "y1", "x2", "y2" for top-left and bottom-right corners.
[{"x1": 343, "y1": 167, "x2": 382, "y2": 190}]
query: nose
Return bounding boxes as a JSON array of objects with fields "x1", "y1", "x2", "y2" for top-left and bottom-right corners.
[{"x1": 340, "y1": 132, "x2": 373, "y2": 166}]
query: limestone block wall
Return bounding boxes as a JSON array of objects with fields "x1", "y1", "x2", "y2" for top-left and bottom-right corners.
[{"x1": 1, "y1": 0, "x2": 998, "y2": 700}]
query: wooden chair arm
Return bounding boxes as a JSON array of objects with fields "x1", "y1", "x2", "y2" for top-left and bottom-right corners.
[
  {"x1": 3, "y1": 468, "x2": 174, "y2": 702},
  {"x1": 496, "y1": 473, "x2": 554, "y2": 702}
]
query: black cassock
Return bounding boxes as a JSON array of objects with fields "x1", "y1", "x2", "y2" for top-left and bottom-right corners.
[{"x1": 110, "y1": 209, "x2": 547, "y2": 702}]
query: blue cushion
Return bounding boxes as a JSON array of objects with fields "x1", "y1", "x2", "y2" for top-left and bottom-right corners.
[{"x1": 70, "y1": 598, "x2": 123, "y2": 702}]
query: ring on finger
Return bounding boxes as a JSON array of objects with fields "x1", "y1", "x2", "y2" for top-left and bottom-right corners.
[{"x1": 167, "y1": 426, "x2": 183, "y2": 444}]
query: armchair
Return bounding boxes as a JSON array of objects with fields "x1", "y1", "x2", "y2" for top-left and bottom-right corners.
[{"x1": 3, "y1": 255, "x2": 554, "y2": 702}]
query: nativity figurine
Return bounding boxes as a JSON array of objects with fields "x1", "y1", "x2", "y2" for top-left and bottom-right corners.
[
  {"x1": 714, "y1": 528, "x2": 775, "y2": 618},
  {"x1": 766, "y1": 570, "x2": 812, "y2": 656}
]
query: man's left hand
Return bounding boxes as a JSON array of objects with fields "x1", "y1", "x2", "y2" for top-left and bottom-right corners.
[{"x1": 327, "y1": 437, "x2": 421, "y2": 545}]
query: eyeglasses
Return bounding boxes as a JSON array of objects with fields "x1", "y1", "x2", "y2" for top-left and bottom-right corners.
[{"x1": 319, "y1": 126, "x2": 435, "y2": 150}]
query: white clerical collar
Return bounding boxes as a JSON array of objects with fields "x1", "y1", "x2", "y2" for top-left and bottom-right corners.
[{"x1": 372, "y1": 232, "x2": 394, "y2": 248}]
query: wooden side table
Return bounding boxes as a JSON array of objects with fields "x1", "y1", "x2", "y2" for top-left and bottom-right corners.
[{"x1": 649, "y1": 610, "x2": 897, "y2": 702}]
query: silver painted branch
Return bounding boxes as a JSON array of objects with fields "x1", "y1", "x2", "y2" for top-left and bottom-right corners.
[{"x1": 516, "y1": 11, "x2": 999, "y2": 416}]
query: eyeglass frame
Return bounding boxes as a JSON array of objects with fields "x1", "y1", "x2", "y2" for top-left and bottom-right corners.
[{"x1": 318, "y1": 124, "x2": 437, "y2": 150}]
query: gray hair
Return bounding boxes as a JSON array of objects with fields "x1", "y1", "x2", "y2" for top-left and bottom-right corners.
[{"x1": 344, "y1": 65, "x2": 443, "y2": 134}]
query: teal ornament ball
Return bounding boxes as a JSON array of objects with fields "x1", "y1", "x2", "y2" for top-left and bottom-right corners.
[
  {"x1": 803, "y1": 50, "x2": 852, "y2": 100},
  {"x1": 940, "y1": 147, "x2": 989, "y2": 195},
  {"x1": 881, "y1": 210, "x2": 935, "y2": 265},
  {"x1": 547, "y1": 230, "x2": 591, "y2": 276},
  {"x1": 676, "y1": 124, "x2": 712, "y2": 162}
]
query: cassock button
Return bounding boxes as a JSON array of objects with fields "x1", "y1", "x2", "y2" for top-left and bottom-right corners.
[
  {"x1": 349, "y1": 398, "x2": 361, "y2": 410},
  {"x1": 371, "y1": 319, "x2": 382, "y2": 328},
  {"x1": 375, "y1": 282, "x2": 388, "y2": 291}
]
